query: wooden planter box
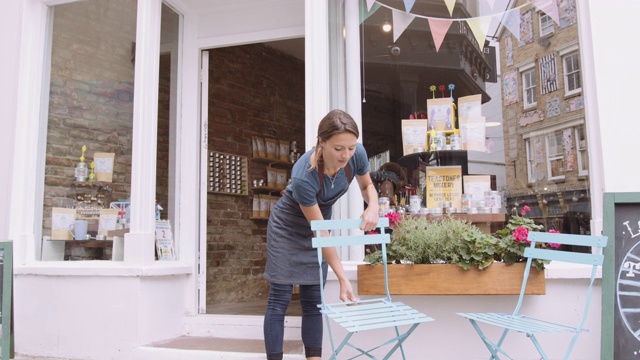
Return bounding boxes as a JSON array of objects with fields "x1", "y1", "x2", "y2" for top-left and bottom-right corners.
[{"x1": 356, "y1": 263, "x2": 546, "y2": 295}]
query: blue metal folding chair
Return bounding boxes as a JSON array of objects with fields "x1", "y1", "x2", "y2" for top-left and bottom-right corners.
[
  {"x1": 457, "y1": 231, "x2": 607, "y2": 360},
  {"x1": 311, "y1": 217, "x2": 434, "y2": 360}
]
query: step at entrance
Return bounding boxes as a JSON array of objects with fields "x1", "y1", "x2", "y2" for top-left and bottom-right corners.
[{"x1": 138, "y1": 336, "x2": 305, "y2": 360}]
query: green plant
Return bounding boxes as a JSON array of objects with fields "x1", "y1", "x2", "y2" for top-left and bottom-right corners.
[
  {"x1": 364, "y1": 215, "x2": 498, "y2": 270},
  {"x1": 495, "y1": 205, "x2": 558, "y2": 270}
]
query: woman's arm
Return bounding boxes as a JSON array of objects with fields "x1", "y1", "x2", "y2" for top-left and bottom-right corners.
[
  {"x1": 356, "y1": 172, "x2": 380, "y2": 232},
  {"x1": 300, "y1": 204, "x2": 359, "y2": 302}
]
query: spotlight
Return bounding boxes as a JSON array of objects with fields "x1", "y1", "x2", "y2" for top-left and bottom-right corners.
[{"x1": 382, "y1": 19, "x2": 392, "y2": 32}]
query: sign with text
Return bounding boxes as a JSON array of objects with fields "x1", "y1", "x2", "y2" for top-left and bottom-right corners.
[
  {"x1": 602, "y1": 193, "x2": 640, "y2": 359},
  {"x1": 425, "y1": 166, "x2": 462, "y2": 210}
]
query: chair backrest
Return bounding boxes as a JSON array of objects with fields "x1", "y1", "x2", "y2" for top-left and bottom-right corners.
[
  {"x1": 514, "y1": 232, "x2": 608, "y2": 328},
  {"x1": 311, "y1": 218, "x2": 391, "y2": 307}
]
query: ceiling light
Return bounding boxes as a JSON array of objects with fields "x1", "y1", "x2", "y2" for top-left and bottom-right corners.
[
  {"x1": 485, "y1": 121, "x2": 501, "y2": 127},
  {"x1": 382, "y1": 20, "x2": 392, "y2": 32}
]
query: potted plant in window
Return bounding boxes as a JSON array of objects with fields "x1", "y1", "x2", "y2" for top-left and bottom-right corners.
[{"x1": 357, "y1": 208, "x2": 551, "y2": 295}]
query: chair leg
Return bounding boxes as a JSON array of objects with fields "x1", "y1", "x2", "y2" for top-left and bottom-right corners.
[
  {"x1": 527, "y1": 333, "x2": 550, "y2": 360},
  {"x1": 327, "y1": 332, "x2": 354, "y2": 360},
  {"x1": 467, "y1": 320, "x2": 514, "y2": 360},
  {"x1": 381, "y1": 323, "x2": 420, "y2": 360}
]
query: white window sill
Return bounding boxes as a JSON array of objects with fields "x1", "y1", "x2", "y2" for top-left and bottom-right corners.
[{"x1": 14, "y1": 260, "x2": 193, "y2": 277}]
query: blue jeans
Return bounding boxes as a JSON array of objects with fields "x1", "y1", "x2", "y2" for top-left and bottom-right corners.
[{"x1": 264, "y1": 282, "x2": 323, "y2": 359}]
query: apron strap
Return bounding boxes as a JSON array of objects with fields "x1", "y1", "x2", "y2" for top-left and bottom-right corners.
[{"x1": 317, "y1": 162, "x2": 352, "y2": 199}]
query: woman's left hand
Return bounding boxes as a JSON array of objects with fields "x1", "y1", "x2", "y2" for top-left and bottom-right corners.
[{"x1": 360, "y1": 205, "x2": 379, "y2": 232}]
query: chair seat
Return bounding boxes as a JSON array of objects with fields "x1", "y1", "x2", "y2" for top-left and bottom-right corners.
[
  {"x1": 457, "y1": 312, "x2": 584, "y2": 335},
  {"x1": 323, "y1": 298, "x2": 434, "y2": 333}
]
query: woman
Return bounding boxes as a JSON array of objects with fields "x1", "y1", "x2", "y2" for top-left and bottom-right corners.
[{"x1": 263, "y1": 109, "x2": 380, "y2": 360}]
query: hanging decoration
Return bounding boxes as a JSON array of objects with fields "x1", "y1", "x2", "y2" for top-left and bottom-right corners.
[
  {"x1": 402, "y1": 0, "x2": 416, "y2": 13},
  {"x1": 428, "y1": 18, "x2": 453, "y2": 52},
  {"x1": 360, "y1": 0, "x2": 560, "y2": 52},
  {"x1": 393, "y1": 10, "x2": 416, "y2": 43},
  {"x1": 444, "y1": 0, "x2": 456, "y2": 17}
]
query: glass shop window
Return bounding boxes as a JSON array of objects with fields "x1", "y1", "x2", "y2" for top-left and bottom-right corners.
[
  {"x1": 356, "y1": 0, "x2": 593, "y2": 242},
  {"x1": 40, "y1": 0, "x2": 181, "y2": 261}
]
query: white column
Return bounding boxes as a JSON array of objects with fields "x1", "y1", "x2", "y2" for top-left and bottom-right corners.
[
  {"x1": 345, "y1": 0, "x2": 365, "y2": 261},
  {"x1": 576, "y1": 0, "x2": 603, "y2": 236},
  {"x1": 124, "y1": 0, "x2": 162, "y2": 264},
  {"x1": 304, "y1": 0, "x2": 330, "y2": 152},
  {"x1": 10, "y1": 0, "x2": 49, "y2": 265}
]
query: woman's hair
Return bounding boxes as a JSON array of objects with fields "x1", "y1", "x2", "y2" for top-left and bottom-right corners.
[{"x1": 309, "y1": 109, "x2": 360, "y2": 170}]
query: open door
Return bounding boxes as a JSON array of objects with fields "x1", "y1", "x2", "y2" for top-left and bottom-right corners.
[{"x1": 198, "y1": 50, "x2": 209, "y2": 313}]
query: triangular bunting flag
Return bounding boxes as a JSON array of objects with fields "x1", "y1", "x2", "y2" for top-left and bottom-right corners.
[
  {"x1": 428, "y1": 18, "x2": 453, "y2": 52},
  {"x1": 403, "y1": 0, "x2": 416, "y2": 13},
  {"x1": 393, "y1": 9, "x2": 416, "y2": 42},
  {"x1": 360, "y1": 0, "x2": 381, "y2": 23},
  {"x1": 501, "y1": 7, "x2": 522, "y2": 41},
  {"x1": 466, "y1": 15, "x2": 493, "y2": 51},
  {"x1": 366, "y1": 0, "x2": 376, "y2": 11},
  {"x1": 485, "y1": 0, "x2": 496, "y2": 10},
  {"x1": 530, "y1": 0, "x2": 559, "y2": 24},
  {"x1": 444, "y1": 0, "x2": 456, "y2": 16}
]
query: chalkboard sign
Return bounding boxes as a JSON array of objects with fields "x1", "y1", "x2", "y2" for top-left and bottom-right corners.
[
  {"x1": 0, "y1": 241, "x2": 14, "y2": 359},
  {"x1": 602, "y1": 193, "x2": 640, "y2": 359}
]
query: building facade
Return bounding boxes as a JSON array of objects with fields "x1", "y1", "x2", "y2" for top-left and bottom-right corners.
[{"x1": 0, "y1": 0, "x2": 634, "y2": 358}]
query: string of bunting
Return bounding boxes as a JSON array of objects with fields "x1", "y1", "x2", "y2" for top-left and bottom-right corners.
[{"x1": 361, "y1": 0, "x2": 561, "y2": 52}]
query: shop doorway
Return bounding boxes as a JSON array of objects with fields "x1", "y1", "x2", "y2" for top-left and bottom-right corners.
[{"x1": 200, "y1": 39, "x2": 306, "y2": 315}]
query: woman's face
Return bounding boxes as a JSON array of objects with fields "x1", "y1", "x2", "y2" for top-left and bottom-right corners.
[{"x1": 321, "y1": 132, "x2": 358, "y2": 170}]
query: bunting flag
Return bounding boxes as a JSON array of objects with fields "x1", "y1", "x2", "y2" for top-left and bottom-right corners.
[
  {"x1": 444, "y1": 0, "x2": 456, "y2": 16},
  {"x1": 466, "y1": 15, "x2": 493, "y2": 50},
  {"x1": 393, "y1": 10, "x2": 416, "y2": 42},
  {"x1": 360, "y1": 0, "x2": 381, "y2": 24},
  {"x1": 539, "y1": 53, "x2": 558, "y2": 94},
  {"x1": 530, "y1": 0, "x2": 560, "y2": 24},
  {"x1": 485, "y1": 0, "x2": 496, "y2": 10},
  {"x1": 501, "y1": 7, "x2": 522, "y2": 41},
  {"x1": 359, "y1": 0, "x2": 547, "y2": 55},
  {"x1": 403, "y1": 0, "x2": 416, "y2": 13},
  {"x1": 428, "y1": 18, "x2": 453, "y2": 52}
]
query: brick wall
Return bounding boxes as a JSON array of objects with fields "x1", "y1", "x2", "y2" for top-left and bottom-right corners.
[{"x1": 206, "y1": 44, "x2": 305, "y2": 305}]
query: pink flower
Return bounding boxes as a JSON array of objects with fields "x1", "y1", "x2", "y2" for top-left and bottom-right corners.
[
  {"x1": 385, "y1": 211, "x2": 401, "y2": 226},
  {"x1": 366, "y1": 230, "x2": 379, "y2": 235},
  {"x1": 519, "y1": 205, "x2": 531, "y2": 216},
  {"x1": 513, "y1": 226, "x2": 529, "y2": 244},
  {"x1": 548, "y1": 229, "x2": 561, "y2": 248}
]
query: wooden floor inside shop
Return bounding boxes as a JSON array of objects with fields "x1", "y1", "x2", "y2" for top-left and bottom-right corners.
[{"x1": 207, "y1": 298, "x2": 302, "y2": 316}]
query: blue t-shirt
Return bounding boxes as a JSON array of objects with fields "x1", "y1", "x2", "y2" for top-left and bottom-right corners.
[{"x1": 286, "y1": 143, "x2": 370, "y2": 207}]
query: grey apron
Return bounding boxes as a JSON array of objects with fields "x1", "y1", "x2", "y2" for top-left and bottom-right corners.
[{"x1": 265, "y1": 164, "x2": 352, "y2": 285}]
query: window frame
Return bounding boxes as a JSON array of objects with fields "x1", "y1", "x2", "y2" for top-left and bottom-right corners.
[
  {"x1": 539, "y1": 12, "x2": 554, "y2": 37},
  {"x1": 525, "y1": 138, "x2": 536, "y2": 184},
  {"x1": 563, "y1": 51, "x2": 582, "y2": 96},
  {"x1": 521, "y1": 67, "x2": 537, "y2": 109},
  {"x1": 575, "y1": 126, "x2": 589, "y2": 177},
  {"x1": 546, "y1": 130, "x2": 565, "y2": 181}
]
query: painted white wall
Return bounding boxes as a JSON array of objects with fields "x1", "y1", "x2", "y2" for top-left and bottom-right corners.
[
  {"x1": 14, "y1": 264, "x2": 191, "y2": 360},
  {"x1": 0, "y1": 0, "x2": 22, "y2": 241}
]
